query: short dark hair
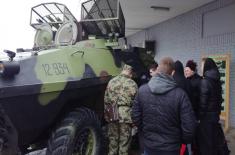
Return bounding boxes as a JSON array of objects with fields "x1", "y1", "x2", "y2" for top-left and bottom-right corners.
[
  {"x1": 186, "y1": 60, "x2": 197, "y2": 72},
  {"x1": 148, "y1": 63, "x2": 158, "y2": 70}
]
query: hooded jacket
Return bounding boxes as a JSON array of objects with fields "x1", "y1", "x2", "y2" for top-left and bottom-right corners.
[
  {"x1": 173, "y1": 61, "x2": 193, "y2": 102},
  {"x1": 199, "y1": 69, "x2": 222, "y2": 122},
  {"x1": 187, "y1": 73, "x2": 202, "y2": 117},
  {"x1": 132, "y1": 73, "x2": 196, "y2": 152}
]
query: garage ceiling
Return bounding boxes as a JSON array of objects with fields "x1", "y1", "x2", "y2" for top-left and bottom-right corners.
[{"x1": 119, "y1": 0, "x2": 215, "y2": 36}]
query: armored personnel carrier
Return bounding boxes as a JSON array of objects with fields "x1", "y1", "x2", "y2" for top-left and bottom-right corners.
[{"x1": 0, "y1": 0, "x2": 153, "y2": 154}]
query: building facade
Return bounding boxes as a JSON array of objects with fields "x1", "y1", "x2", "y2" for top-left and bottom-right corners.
[{"x1": 127, "y1": 0, "x2": 235, "y2": 127}]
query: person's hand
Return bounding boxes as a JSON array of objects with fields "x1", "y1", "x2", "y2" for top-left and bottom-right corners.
[
  {"x1": 132, "y1": 122, "x2": 139, "y2": 128},
  {"x1": 131, "y1": 126, "x2": 138, "y2": 136}
]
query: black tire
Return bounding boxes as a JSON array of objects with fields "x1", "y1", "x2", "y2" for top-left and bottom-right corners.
[
  {"x1": 0, "y1": 106, "x2": 19, "y2": 155},
  {"x1": 46, "y1": 108, "x2": 104, "y2": 155}
]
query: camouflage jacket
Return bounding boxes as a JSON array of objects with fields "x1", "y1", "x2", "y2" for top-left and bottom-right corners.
[{"x1": 104, "y1": 74, "x2": 138, "y2": 123}]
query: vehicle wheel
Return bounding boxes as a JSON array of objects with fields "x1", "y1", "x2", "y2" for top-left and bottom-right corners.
[
  {"x1": 46, "y1": 108, "x2": 104, "y2": 155},
  {"x1": 0, "y1": 106, "x2": 19, "y2": 155}
]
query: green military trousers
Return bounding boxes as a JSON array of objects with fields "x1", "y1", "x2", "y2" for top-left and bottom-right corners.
[{"x1": 107, "y1": 122, "x2": 132, "y2": 155}]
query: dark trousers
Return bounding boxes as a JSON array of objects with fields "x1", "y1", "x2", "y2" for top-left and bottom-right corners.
[
  {"x1": 144, "y1": 150, "x2": 180, "y2": 155},
  {"x1": 196, "y1": 122, "x2": 229, "y2": 155},
  {"x1": 138, "y1": 131, "x2": 144, "y2": 154}
]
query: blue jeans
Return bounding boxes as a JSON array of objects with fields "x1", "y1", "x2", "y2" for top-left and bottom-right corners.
[{"x1": 144, "y1": 151, "x2": 148, "y2": 155}]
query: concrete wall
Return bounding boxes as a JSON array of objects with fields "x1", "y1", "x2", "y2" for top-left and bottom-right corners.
[{"x1": 127, "y1": 0, "x2": 235, "y2": 126}]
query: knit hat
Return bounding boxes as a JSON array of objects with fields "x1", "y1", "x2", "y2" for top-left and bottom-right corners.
[{"x1": 186, "y1": 60, "x2": 197, "y2": 72}]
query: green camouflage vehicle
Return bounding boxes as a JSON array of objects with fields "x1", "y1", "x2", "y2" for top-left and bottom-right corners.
[{"x1": 0, "y1": 0, "x2": 154, "y2": 154}]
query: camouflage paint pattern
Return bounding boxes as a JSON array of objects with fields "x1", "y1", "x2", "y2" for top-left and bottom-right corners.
[
  {"x1": 0, "y1": 38, "x2": 134, "y2": 147},
  {"x1": 34, "y1": 39, "x2": 121, "y2": 105},
  {"x1": 0, "y1": 1, "x2": 153, "y2": 151},
  {"x1": 104, "y1": 74, "x2": 138, "y2": 123},
  {"x1": 104, "y1": 73, "x2": 137, "y2": 155},
  {"x1": 107, "y1": 122, "x2": 132, "y2": 155}
]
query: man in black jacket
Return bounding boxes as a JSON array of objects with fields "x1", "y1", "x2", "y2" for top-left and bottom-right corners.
[{"x1": 132, "y1": 57, "x2": 196, "y2": 155}]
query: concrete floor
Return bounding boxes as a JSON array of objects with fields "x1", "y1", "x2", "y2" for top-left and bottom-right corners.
[{"x1": 226, "y1": 128, "x2": 235, "y2": 155}]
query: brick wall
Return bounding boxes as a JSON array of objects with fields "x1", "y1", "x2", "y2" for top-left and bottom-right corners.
[{"x1": 127, "y1": 0, "x2": 235, "y2": 126}]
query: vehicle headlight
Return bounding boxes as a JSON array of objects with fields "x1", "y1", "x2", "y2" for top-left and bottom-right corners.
[
  {"x1": 0, "y1": 61, "x2": 20, "y2": 77},
  {"x1": 0, "y1": 62, "x2": 4, "y2": 74}
]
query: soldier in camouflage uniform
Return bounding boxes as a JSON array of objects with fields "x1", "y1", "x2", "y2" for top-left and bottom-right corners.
[{"x1": 104, "y1": 64, "x2": 138, "y2": 155}]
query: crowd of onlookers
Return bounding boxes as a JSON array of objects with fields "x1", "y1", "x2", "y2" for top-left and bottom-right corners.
[{"x1": 104, "y1": 57, "x2": 230, "y2": 155}]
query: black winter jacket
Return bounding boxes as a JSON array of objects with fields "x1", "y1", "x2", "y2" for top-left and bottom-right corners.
[
  {"x1": 199, "y1": 69, "x2": 222, "y2": 122},
  {"x1": 173, "y1": 73, "x2": 193, "y2": 101},
  {"x1": 187, "y1": 73, "x2": 202, "y2": 117},
  {"x1": 132, "y1": 74, "x2": 196, "y2": 152}
]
